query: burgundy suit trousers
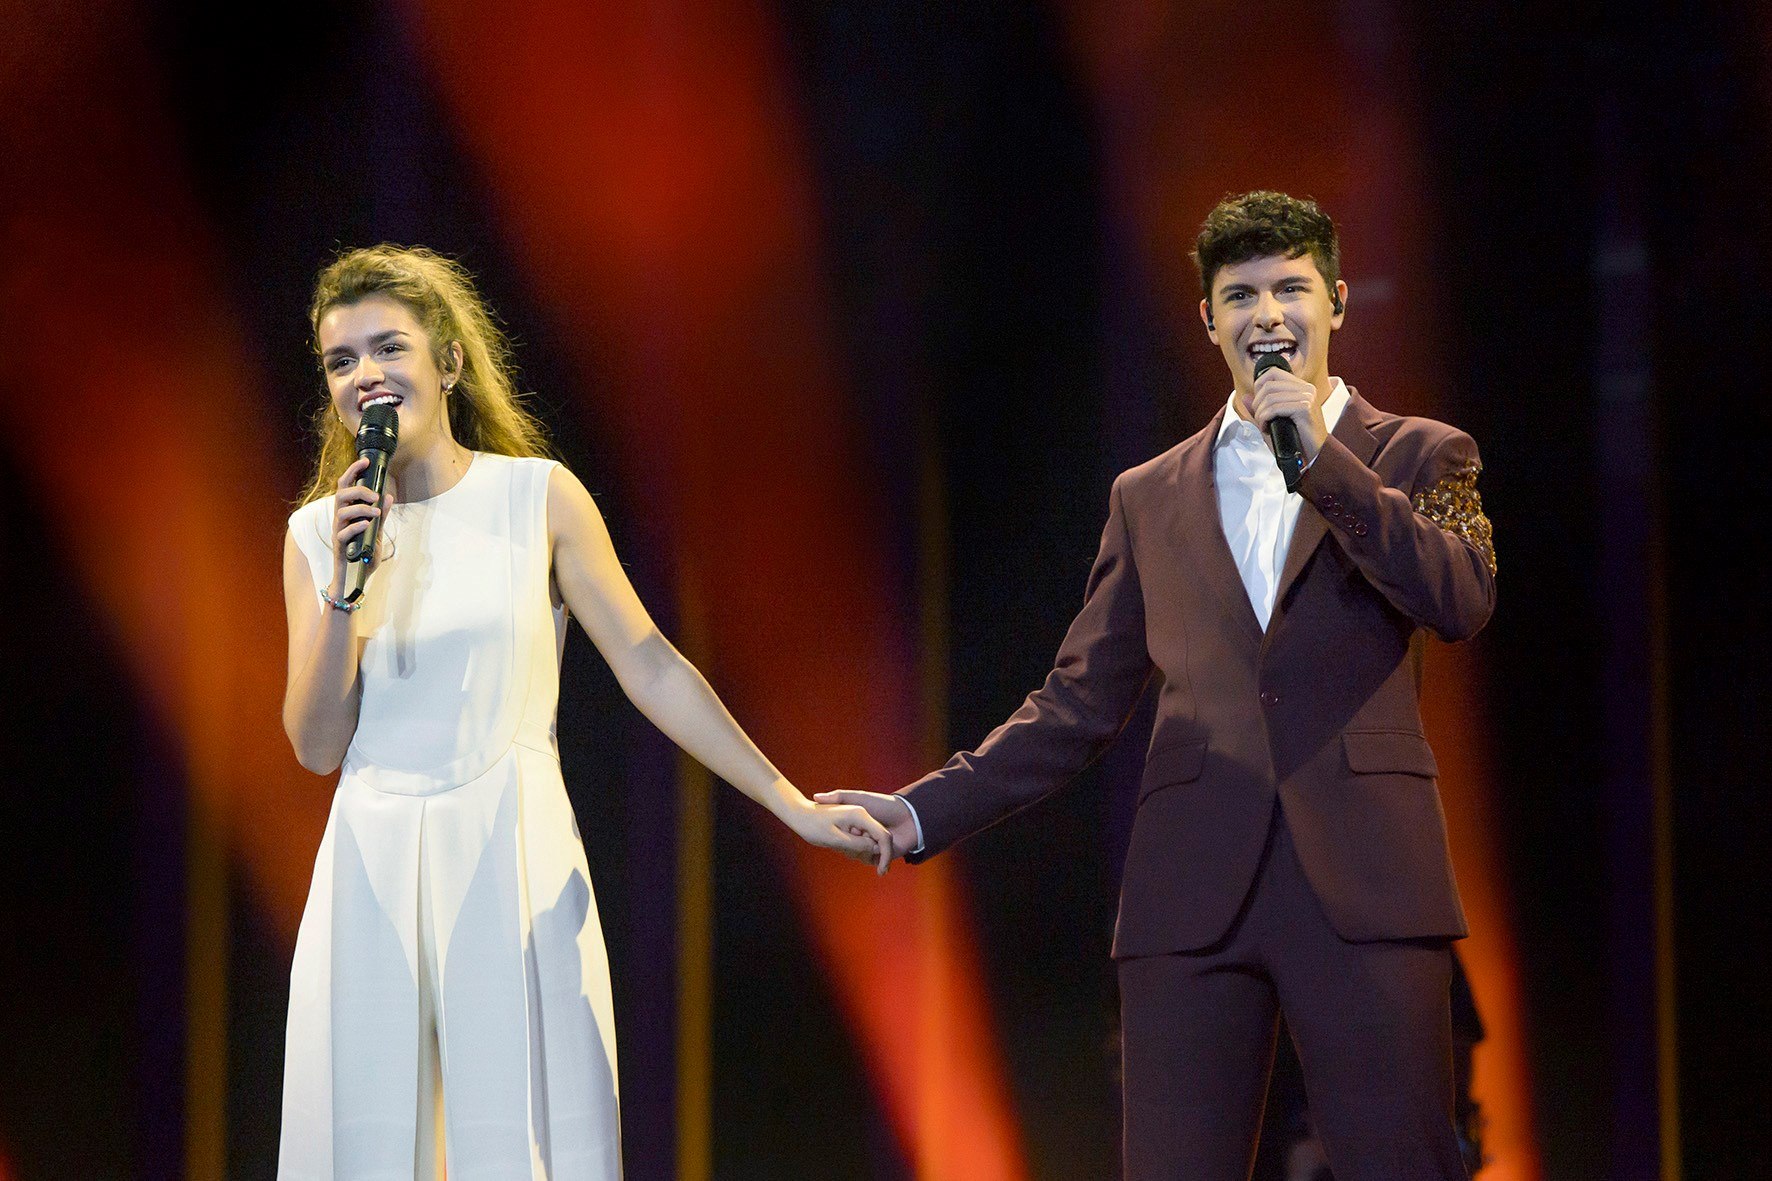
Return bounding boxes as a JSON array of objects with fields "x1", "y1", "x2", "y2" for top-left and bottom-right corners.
[{"x1": 1117, "y1": 808, "x2": 1468, "y2": 1181}]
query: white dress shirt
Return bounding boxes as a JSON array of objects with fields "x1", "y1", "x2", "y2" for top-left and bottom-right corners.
[
  {"x1": 897, "y1": 377, "x2": 1350, "y2": 854},
  {"x1": 1213, "y1": 377, "x2": 1349, "y2": 631}
]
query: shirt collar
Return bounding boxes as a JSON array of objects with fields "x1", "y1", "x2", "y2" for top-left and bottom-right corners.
[{"x1": 1216, "y1": 376, "x2": 1351, "y2": 450}]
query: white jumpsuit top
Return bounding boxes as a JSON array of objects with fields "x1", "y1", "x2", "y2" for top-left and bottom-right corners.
[{"x1": 279, "y1": 453, "x2": 621, "y2": 1181}]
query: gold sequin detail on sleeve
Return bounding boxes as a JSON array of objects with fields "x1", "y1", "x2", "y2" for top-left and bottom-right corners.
[{"x1": 1412, "y1": 462, "x2": 1496, "y2": 574}]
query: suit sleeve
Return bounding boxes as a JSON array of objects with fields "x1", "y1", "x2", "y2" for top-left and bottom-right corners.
[
  {"x1": 899, "y1": 475, "x2": 1155, "y2": 862},
  {"x1": 1296, "y1": 428, "x2": 1497, "y2": 641}
]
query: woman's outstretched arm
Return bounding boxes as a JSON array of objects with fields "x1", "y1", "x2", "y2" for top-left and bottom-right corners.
[{"x1": 547, "y1": 465, "x2": 890, "y2": 871}]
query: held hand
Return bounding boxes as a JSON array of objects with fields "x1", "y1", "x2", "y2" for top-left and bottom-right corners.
[
  {"x1": 779, "y1": 794, "x2": 894, "y2": 875},
  {"x1": 812, "y1": 790, "x2": 918, "y2": 867},
  {"x1": 1249, "y1": 367, "x2": 1329, "y2": 462},
  {"x1": 330, "y1": 456, "x2": 393, "y2": 594}
]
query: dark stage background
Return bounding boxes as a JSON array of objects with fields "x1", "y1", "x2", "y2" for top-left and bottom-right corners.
[{"x1": 1, "y1": 2, "x2": 1766, "y2": 1179}]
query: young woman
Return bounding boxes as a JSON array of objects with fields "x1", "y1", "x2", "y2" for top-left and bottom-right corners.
[{"x1": 278, "y1": 245, "x2": 886, "y2": 1179}]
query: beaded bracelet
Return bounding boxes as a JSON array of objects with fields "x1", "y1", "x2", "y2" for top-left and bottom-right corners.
[{"x1": 319, "y1": 587, "x2": 362, "y2": 614}]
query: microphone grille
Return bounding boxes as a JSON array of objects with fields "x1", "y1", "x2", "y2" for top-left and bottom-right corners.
[
  {"x1": 1253, "y1": 351, "x2": 1292, "y2": 380},
  {"x1": 356, "y1": 402, "x2": 399, "y2": 453}
]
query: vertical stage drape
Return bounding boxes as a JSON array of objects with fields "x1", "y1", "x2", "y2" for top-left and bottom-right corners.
[{"x1": 1591, "y1": 100, "x2": 1679, "y2": 1177}]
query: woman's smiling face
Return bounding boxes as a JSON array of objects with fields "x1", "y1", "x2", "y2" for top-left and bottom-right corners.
[{"x1": 317, "y1": 293, "x2": 457, "y2": 444}]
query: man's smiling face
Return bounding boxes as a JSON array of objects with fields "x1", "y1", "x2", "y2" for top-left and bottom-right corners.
[{"x1": 1201, "y1": 252, "x2": 1347, "y2": 401}]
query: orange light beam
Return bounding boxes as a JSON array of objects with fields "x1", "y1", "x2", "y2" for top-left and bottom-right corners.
[
  {"x1": 404, "y1": 2, "x2": 1029, "y2": 1176},
  {"x1": 1, "y1": 4, "x2": 333, "y2": 1174},
  {"x1": 0, "y1": 0, "x2": 328, "y2": 950}
]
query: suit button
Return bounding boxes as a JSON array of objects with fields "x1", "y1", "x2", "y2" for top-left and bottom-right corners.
[
  {"x1": 1320, "y1": 493, "x2": 1338, "y2": 509},
  {"x1": 1259, "y1": 690, "x2": 1280, "y2": 707},
  {"x1": 1352, "y1": 521, "x2": 1369, "y2": 537}
]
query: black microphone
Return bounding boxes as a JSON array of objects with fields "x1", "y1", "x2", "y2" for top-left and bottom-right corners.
[
  {"x1": 1252, "y1": 351, "x2": 1304, "y2": 493},
  {"x1": 342, "y1": 402, "x2": 399, "y2": 603}
]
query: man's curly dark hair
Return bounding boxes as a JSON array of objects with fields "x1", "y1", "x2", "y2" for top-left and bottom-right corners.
[{"x1": 1192, "y1": 191, "x2": 1341, "y2": 302}]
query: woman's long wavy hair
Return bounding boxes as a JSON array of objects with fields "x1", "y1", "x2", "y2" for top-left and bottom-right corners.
[{"x1": 300, "y1": 245, "x2": 551, "y2": 505}]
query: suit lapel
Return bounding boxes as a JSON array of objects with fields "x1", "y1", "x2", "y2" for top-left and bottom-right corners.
[
  {"x1": 1173, "y1": 410, "x2": 1264, "y2": 646},
  {"x1": 1268, "y1": 388, "x2": 1382, "y2": 627}
]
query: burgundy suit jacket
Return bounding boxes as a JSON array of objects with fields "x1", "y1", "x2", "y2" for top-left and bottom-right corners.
[{"x1": 900, "y1": 390, "x2": 1496, "y2": 957}]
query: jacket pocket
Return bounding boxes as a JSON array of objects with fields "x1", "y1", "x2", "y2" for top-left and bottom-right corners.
[
  {"x1": 1342, "y1": 730, "x2": 1439, "y2": 778},
  {"x1": 1137, "y1": 739, "x2": 1207, "y2": 804}
]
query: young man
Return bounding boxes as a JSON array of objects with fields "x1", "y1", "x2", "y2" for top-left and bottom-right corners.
[{"x1": 821, "y1": 191, "x2": 1495, "y2": 1179}]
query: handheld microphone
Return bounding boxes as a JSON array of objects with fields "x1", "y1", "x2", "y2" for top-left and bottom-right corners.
[
  {"x1": 1252, "y1": 351, "x2": 1304, "y2": 492},
  {"x1": 342, "y1": 402, "x2": 399, "y2": 603}
]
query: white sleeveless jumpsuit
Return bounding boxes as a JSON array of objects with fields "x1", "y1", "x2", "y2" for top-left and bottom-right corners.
[{"x1": 279, "y1": 454, "x2": 621, "y2": 1180}]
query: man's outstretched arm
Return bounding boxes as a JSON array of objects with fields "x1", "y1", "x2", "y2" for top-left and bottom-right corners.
[{"x1": 821, "y1": 473, "x2": 1154, "y2": 865}]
